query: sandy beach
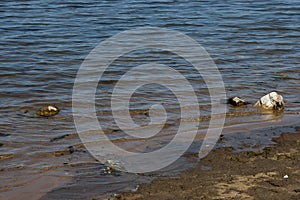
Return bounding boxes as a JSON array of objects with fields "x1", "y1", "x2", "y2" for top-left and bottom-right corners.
[{"x1": 115, "y1": 126, "x2": 300, "y2": 200}]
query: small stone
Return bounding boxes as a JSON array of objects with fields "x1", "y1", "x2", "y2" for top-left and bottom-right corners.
[
  {"x1": 227, "y1": 97, "x2": 248, "y2": 106},
  {"x1": 36, "y1": 105, "x2": 60, "y2": 117},
  {"x1": 131, "y1": 185, "x2": 139, "y2": 192},
  {"x1": 283, "y1": 175, "x2": 288, "y2": 179},
  {"x1": 219, "y1": 134, "x2": 224, "y2": 141},
  {"x1": 105, "y1": 166, "x2": 115, "y2": 174},
  {"x1": 254, "y1": 92, "x2": 285, "y2": 110}
]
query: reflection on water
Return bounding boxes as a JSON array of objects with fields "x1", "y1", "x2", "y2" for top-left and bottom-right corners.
[
  {"x1": 1, "y1": 0, "x2": 299, "y2": 199},
  {"x1": 260, "y1": 110, "x2": 284, "y2": 122}
]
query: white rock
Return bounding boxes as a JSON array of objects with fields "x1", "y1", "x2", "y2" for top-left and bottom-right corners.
[
  {"x1": 283, "y1": 175, "x2": 288, "y2": 179},
  {"x1": 254, "y1": 92, "x2": 285, "y2": 110},
  {"x1": 48, "y1": 105, "x2": 58, "y2": 111}
]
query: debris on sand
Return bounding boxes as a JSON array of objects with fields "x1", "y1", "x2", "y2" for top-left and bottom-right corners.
[
  {"x1": 227, "y1": 97, "x2": 248, "y2": 106},
  {"x1": 254, "y1": 92, "x2": 285, "y2": 111},
  {"x1": 36, "y1": 105, "x2": 60, "y2": 117}
]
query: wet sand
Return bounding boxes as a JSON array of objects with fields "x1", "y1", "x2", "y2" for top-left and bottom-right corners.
[{"x1": 115, "y1": 126, "x2": 300, "y2": 200}]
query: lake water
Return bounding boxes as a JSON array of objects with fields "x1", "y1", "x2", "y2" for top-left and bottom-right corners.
[{"x1": 1, "y1": 0, "x2": 299, "y2": 199}]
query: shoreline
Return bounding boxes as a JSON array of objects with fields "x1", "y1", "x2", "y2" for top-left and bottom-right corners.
[{"x1": 114, "y1": 125, "x2": 300, "y2": 200}]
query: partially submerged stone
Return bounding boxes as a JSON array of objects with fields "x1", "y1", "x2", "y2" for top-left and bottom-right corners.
[
  {"x1": 227, "y1": 97, "x2": 248, "y2": 106},
  {"x1": 254, "y1": 92, "x2": 285, "y2": 111},
  {"x1": 36, "y1": 105, "x2": 60, "y2": 117}
]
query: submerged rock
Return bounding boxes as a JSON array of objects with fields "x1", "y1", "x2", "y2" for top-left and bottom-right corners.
[
  {"x1": 227, "y1": 97, "x2": 248, "y2": 106},
  {"x1": 36, "y1": 105, "x2": 60, "y2": 117},
  {"x1": 254, "y1": 92, "x2": 285, "y2": 111}
]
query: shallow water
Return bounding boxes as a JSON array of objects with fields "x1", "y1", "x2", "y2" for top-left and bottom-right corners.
[{"x1": 1, "y1": 0, "x2": 300, "y2": 199}]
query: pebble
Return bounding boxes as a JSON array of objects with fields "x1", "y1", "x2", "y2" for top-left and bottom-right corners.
[
  {"x1": 36, "y1": 105, "x2": 60, "y2": 117},
  {"x1": 227, "y1": 97, "x2": 248, "y2": 106}
]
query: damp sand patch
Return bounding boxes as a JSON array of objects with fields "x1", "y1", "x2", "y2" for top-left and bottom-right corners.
[{"x1": 114, "y1": 127, "x2": 300, "y2": 200}]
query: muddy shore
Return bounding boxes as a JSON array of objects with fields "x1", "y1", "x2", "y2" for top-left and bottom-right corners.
[{"x1": 114, "y1": 126, "x2": 300, "y2": 200}]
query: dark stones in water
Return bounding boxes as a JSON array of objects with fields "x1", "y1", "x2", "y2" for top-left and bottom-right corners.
[
  {"x1": 52, "y1": 150, "x2": 72, "y2": 157},
  {"x1": 227, "y1": 97, "x2": 248, "y2": 106},
  {"x1": 52, "y1": 144, "x2": 85, "y2": 157},
  {"x1": 50, "y1": 134, "x2": 70, "y2": 142},
  {"x1": 52, "y1": 146, "x2": 74, "y2": 157},
  {"x1": 36, "y1": 105, "x2": 59, "y2": 117},
  {"x1": 219, "y1": 134, "x2": 224, "y2": 141}
]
